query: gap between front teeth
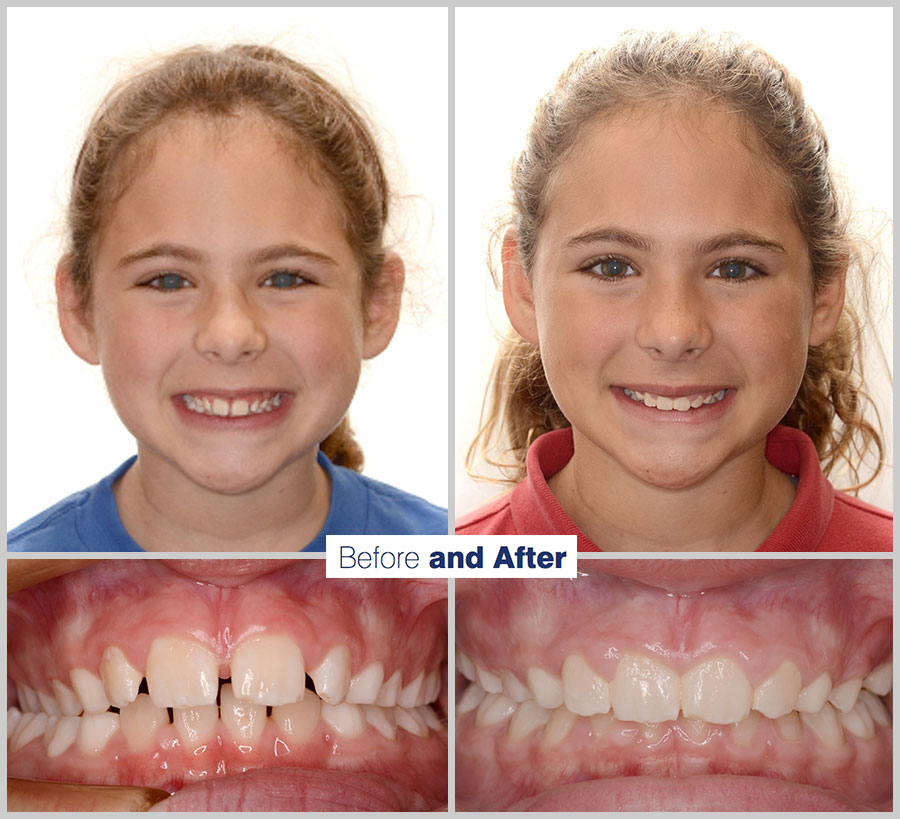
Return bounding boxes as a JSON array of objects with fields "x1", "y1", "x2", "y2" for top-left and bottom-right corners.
[
  {"x1": 623, "y1": 388, "x2": 726, "y2": 411},
  {"x1": 182, "y1": 393, "x2": 284, "y2": 417}
]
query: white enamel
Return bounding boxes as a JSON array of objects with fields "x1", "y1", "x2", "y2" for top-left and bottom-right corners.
[
  {"x1": 76, "y1": 712, "x2": 119, "y2": 755},
  {"x1": 800, "y1": 702, "x2": 844, "y2": 749},
  {"x1": 146, "y1": 637, "x2": 218, "y2": 708},
  {"x1": 828, "y1": 676, "x2": 862, "y2": 713},
  {"x1": 100, "y1": 646, "x2": 141, "y2": 708},
  {"x1": 590, "y1": 711, "x2": 616, "y2": 738},
  {"x1": 796, "y1": 672, "x2": 832, "y2": 714},
  {"x1": 730, "y1": 710, "x2": 760, "y2": 748},
  {"x1": 610, "y1": 653, "x2": 680, "y2": 723},
  {"x1": 682, "y1": 658, "x2": 751, "y2": 724},
  {"x1": 272, "y1": 696, "x2": 321, "y2": 741},
  {"x1": 508, "y1": 698, "x2": 550, "y2": 742},
  {"x1": 45, "y1": 715, "x2": 80, "y2": 758},
  {"x1": 839, "y1": 699, "x2": 875, "y2": 739},
  {"x1": 423, "y1": 669, "x2": 442, "y2": 704},
  {"x1": 18, "y1": 683, "x2": 40, "y2": 714},
  {"x1": 232, "y1": 634, "x2": 305, "y2": 706},
  {"x1": 500, "y1": 670, "x2": 531, "y2": 703},
  {"x1": 475, "y1": 692, "x2": 517, "y2": 727},
  {"x1": 220, "y1": 683, "x2": 266, "y2": 743},
  {"x1": 775, "y1": 711, "x2": 802, "y2": 741},
  {"x1": 858, "y1": 690, "x2": 891, "y2": 728},
  {"x1": 321, "y1": 702, "x2": 366, "y2": 738},
  {"x1": 542, "y1": 706, "x2": 577, "y2": 747},
  {"x1": 562, "y1": 654, "x2": 611, "y2": 716},
  {"x1": 752, "y1": 660, "x2": 802, "y2": 718},
  {"x1": 7, "y1": 707, "x2": 23, "y2": 738},
  {"x1": 398, "y1": 670, "x2": 426, "y2": 708},
  {"x1": 309, "y1": 646, "x2": 352, "y2": 705},
  {"x1": 457, "y1": 683, "x2": 487, "y2": 715},
  {"x1": 364, "y1": 704, "x2": 397, "y2": 740},
  {"x1": 474, "y1": 665, "x2": 503, "y2": 694},
  {"x1": 456, "y1": 650, "x2": 476, "y2": 682},
  {"x1": 37, "y1": 690, "x2": 62, "y2": 716},
  {"x1": 70, "y1": 669, "x2": 110, "y2": 714},
  {"x1": 418, "y1": 705, "x2": 443, "y2": 732},
  {"x1": 862, "y1": 661, "x2": 892, "y2": 695},
  {"x1": 11, "y1": 712, "x2": 48, "y2": 752},
  {"x1": 394, "y1": 705, "x2": 428, "y2": 738},
  {"x1": 376, "y1": 670, "x2": 402, "y2": 707},
  {"x1": 527, "y1": 666, "x2": 565, "y2": 710},
  {"x1": 119, "y1": 693, "x2": 167, "y2": 752},
  {"x1": 346, "y1": 662, "x2": 385, "y2": 705},
  {"x1": 173, "y1": 705, "x2": 218, "y2": 748},
  {"x1": 52, "y1": 679, "x2": 83, "y2": 716}
]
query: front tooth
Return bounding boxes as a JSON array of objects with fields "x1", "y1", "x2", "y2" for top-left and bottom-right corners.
[
  {"x1": 656, "y1": 396, "x2": 674, "y2": 411},
  {"x1": 562, "y1": 654, "x2": 611, "y2": 716},
  {"x1": 376, "y1": 670, "x2": 403, "y2": 707},
  {"x1": 775, "y1": 711, "x2": 802, "y2": 741},
  {"x1": 232, "y1": 634, "x2": 305, "y2": 706},
  {"x1": 321, "y1": 702, "x2": 366, "y2": 738},
  {"x1": 858, "y1": 690, "x2": 891, "y2": 728},
  {"x1": 70, "y1": 669, "x2": 110, "y2": 713},
  {"x1": 610, "y1": 654, "x2": 680, "y2": 723},
  {"x1": 527, "y1": 667, "x2": 565, "y2": 710},
  {"x1": 796, "y1": 672, "x2": 832, "y2": 713},
  {"x1": 501, "y1": 670, "x2": 531, "y2": 703},
  {"x1": 310, "y1": 646, "x2": 351, "y2": 705},
  {"x1": 474, "y1": 665, "x2": 502, "y2": 694},
  {"x1": 230, "y1": 399, "x2": 250, "y2": 417},
  {"x1": 541, "y1": 706, "x2": 577, "y2": 747},
  {"x1": 146, "y1": 637, "x2": 218, "y2": 708},
  {"x1": 801, "y1": 702, "x2": 844, "y2": 749},
  {"x1": 828, "y1": 677, "x2": 862, "y2": 713},
  {"x1": 456, "y1": 650, "x2": 476, "y2": 682},
  {"x1": 672, "y1": 397, "x2": 691, "y2": 411},
  {"x1": 397, "y1": 671, "x2": 425, "y2": 708},
  {"x1": 220, "y1": 683, "x2": 266, "y2": 743},
  {"x1": 10, "y1": 713, "x2": 48, "y2": 752},
  {"x1": 364, "y1": 704, "x2": 397, "y2": 740},
  {"x1": 457, "y1": 683, "x2": 486, "y2": 715},
  {"x1": 475, "y1": 692, "x2": 517, "y2": 727},
  {"x1": 19, "y1": 683, "x2": 40, "y2": 713},
  {"x1": 346, "y1": 662, "x2": 385, "y2": 705},
  {"x1": 643, "y1": 394, "x2": 657, "y2": 408},
  {"x1": 37, "y1": 690, "x2": 62, "y2": 716},
  {"x1": 45, "y1": 715, "x2": 80, "y2": 758},
  {"x1": 272, "y1": 696, "x2": 321, "y2": 742},
  {"x1": 212, "y1": 398, "x2": 230, "y2": 416},
  {"x1": 730, "y1": 710, "x2": 761, "y2": 748},
  {"x1": 52, "y1": 680, "x2": 83, "y2": 716},
  {"x1": 394, "y1": 705, "x2": 428, "y2": 738},
  {"x1": 863, "y1": 661, "x2": 892, "y2": 695},
  {"x1": 173, "y1": 705, "x2": 218, "y2": 749},
  {"x1": 76, "y1": 713, "x2": 119, "y2": 755},
  {"x1": 683, "y1": 658, "x2": 752, "y2": 724},
  {"x1": 119, "y1": 693, "x2": 167, "y2": 752},
  {"x1": 507, "y1": 699, "x2": 551, "y2": 742},
  {"x1": 752, "y1": 660, "x2": 802, "y2": 718},
  {"x1": 839, "y1": 699, "x2": 875, "y2": 739},
  {"x1": 100, "y1": 646, "x2": 141, "y2": 708},
  {"x1": 422, "y1": 669, "x2": 442, "y2": 704}
]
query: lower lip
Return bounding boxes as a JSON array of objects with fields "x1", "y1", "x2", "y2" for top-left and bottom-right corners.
[
  {"x1": 172, "y1": 394, "x2": 293, "y2": 430},
  {"x1": 612, "y1": 387, "x2": 735, "y2": 424}
]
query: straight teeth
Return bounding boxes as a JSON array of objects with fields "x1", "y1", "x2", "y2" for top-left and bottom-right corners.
[
  {"x1": 623, "y1": 388, "x2": 726, "y2": 411},
  {"x1": 182, "y1": 393, "x2": 283, "y2": 417}
]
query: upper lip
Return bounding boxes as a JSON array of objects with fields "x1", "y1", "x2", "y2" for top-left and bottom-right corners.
[{"x1": 617, "y1": 384, "x2": 732, "y2": 397}]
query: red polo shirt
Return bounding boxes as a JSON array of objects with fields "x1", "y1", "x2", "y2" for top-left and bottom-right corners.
[{"x1": 455, "y1": 426, "x2": 892, "y2": 551}]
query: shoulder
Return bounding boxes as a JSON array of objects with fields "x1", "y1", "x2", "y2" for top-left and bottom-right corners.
[
  {"x1": 821, "y1": 492, "x2": 893, "y2": 552},
  {"x1": 455, "y1": 491, "x2": 516, "y2": 534}
]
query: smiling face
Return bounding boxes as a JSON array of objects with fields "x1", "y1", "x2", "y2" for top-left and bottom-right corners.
[
  {"x1": 505, "y1": 105, "x2": 844, "y2": 490},
  {"x1": 60, "y1": 114, "x2": 397, "y2": 495}
]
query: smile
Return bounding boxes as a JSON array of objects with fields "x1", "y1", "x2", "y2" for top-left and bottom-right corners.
[
  {"x1": 181, "y1": 392, "x2": 286, "y2": 418},
  {"x1": 623, "y1": 388, "x2": 727, "y2": 411},
  {"x1": 456, "y1": 560, "x2": 892, "y2": 811},
  {"x1": 8, "y1": 560, "x2": 448, "y2": 811}
]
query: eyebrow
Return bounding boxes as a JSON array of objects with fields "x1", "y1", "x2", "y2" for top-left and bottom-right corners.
[
  {"x1": 562, "y1": 227, "x2": 787, "y2": 256},
  {"x1": 114, "y1": 242, "x2": 339, "y2": 270}
]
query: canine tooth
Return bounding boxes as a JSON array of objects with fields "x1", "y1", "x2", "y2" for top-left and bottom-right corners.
[
  {"x1": 562, "y1": 654, "x2": 611, "y2": 716},
  {"x1": 76, "y1": 713, "x2": 119, "y2": 755},
  {"x1": 394, "y1": 705, "x2": 429, "y2": 738},
  {"x1": 475, "y1": 692, "x2": 517, "y2": 727},
  {"x1": 100, "y1": 647, "x2": 141, "y2": 708},
  {"x1": 418, "y1": 705, "x2": 443, "y2": 732},
  {"x1": 474, "y1": 665, "x2": 503, "y2": 694},
  {"x1": 801, "y1": 702, "x2": 844, "y2": 749},
  {"x1": 828, "y1": 676, "x2": 862, "y2": 713},
  {"x1": 119, "y1": 693, "x2": 167, "y2": 752},
  {"x1": 839, "y1": 699, "x2": 875, "y2": 739},
  {"x1": 37, "y1": 690, "x2": 62, "y2": 716},
  {"x1": 18, "y1": 683, "x2": 39, "y2": 713},
  {"x1": 272, "y1": 696, "x2": 321, "y2": 742},
  {"x1": 310, "y1": 646, "x2": 352, "y2": 705},
  {"x1": 542, "y1": 706, "x2": 577, "y2": 747},
  {"x1": 500, "y1": 670, "x2": 531, "y2": 703},
  {"x1": 173, "y1": 705, "x2": 218, "y2": 749},
  {"x1": 611, "y1": 654, "x2": 680, "y2": 723},
  {"x1": 683, "y1": 659, "x2": 752, "y2": 724},
  {"x1": 858, "y1": 690, "x2": 891, "y2": 728},
  {"x1": 457, "y1": 683, "x2": 486, "y2": 715},
  {"x1": 775, "y1": 711, "x2": 802, "y2": 741},
  {"x1": 146, "y1": 637, "x2": 218, "y2": 708},
  {"x1": 321, "y1": 702, "x2": 366, "y2": 738},
  {"x1": 590, "y1": 711, "x2": 616, "y2": 738},
  {"x1": 690, "y1": 395, "x2": 705, "y2": 408},
  {"x1": 423, "y1": 669, "x2": 442, "y2": 704},
  {"x1": 363, "y1": 704, "x2": 397, "y2": 740},
  {"x1": 398, "y1": 670, "x2": 426, "y2": 708},
  {"x1": 250, "y1": 399, "x2": 261, "y2": 413},
  {"x1": 202, "y1": 397, "x2": 213, "y2": 413},
  {"x1": 527, "y1": 666, "x2": 565, "y2": 710},
  {"x1": 346, "y1": 662, "x2": 385, "y2": 705},
  {"x1": 232, "y1": 634, "x2": 305, "y2": 706},
  {"x1": 656, "y1": 396, "x2": 674, "y2": 411},
  {"x1": 11, "y1": 713, "x2": 48, "y2": 752},
  {"x1": 507, "y1": 699, "x2": 550, "y2": 742},
  {"x1": 212, "y1": 398, "x2": 229, "y2": 416},
  {"x1": 730, "y1": 710, "x2": 761, "y2": 748},
  {"x1": 863, "y1": 661, "x2": 892, "y2": 695},
  {"x1": 752, "y1": 660, "x2": 802, "y2": 718},
  {"x1": 376, "y1": 670, "x2": 402, "y2": 707},
  {"x1": 70, "y1": 669, "x2": 110, "y2": 713},
  {"x1": 51, "y1": 680, "x2": 83, "y2": 716},
  {"x1": 230, "y1": 399, "x2": 250, "y2": 417},
  {"x1": 8, "y1": 707, "x2": 23, "y2": 737},
  {"x1": 456, "y1": 650, "x2": 476, "y2": 682},
  {"x1": 797, "y1": 672, "x2": 832, "y2": 713},
  {"x1": 45, "y1": 715, "x2": 80, "y2": 758},
  {"x1": 220, "y1": 683, "x2": 266, "y2": 743},
  {"x1": 643, "y1": 394, "x2": 657, "y2": 408},
  {"x1": 673, "y1": 397, "x2": 691, "y2": 411}
]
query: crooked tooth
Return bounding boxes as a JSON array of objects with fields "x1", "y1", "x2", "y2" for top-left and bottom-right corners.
[
  {"x1": 321, "y1": 702, "x2": 366, "y2": 738},
  {"x1": 672, "y1": 397, "x2": 691, "y2": 411},
  {"x1": 796, "y1": 672, "x2": 832, "y2": 714},
  {"x1": 656, "y1": 396, "x2": 674, "y2": 411},
  {"x1": 346, "y1": 662, "x2": 385, "y2": 705},
  {"x1": 562, "y1": 654, "x2": 611, "y2": 716},
  {"x1": 76, "y1": 713, "x2": 119, "y2": 755},
  {"x1": 730, "y1": 710, "x2": 761, "y2": 748},
  {"x1": 19, "y1": 683, "x2": 40, "y2": 713},
  {"x1": 376, "y1": 670, "x2": 402, "y2": 707},
  {"x1": 272, "y1": 695, "x2": 321, "y2": 742},
  {"x1": 858, "y1": 690, "x2": 891, "y2": 728},
  {"x1": 457, "y1": 683, "x2": 487, "y2": 715},
  {"x1": 232, "y1": 634, "x2": 305, "y2": 706},
  {"x1": 862, "y1": 661, "x2": 892, "y2": 696},
  {"x1": 212, "y1": 398, "x2": 229, "y2": 417},
  {"x1": 394, "y1": 705, "x2": 428, "y2": 738},
  {"x1": 527, "y1": 666, "x2": 565, "y2": 710},
  {"x1": 683, "y1": 658, "x2": 752, "y2": 724},
  {"x1": 119, "y1": 693, "x2": 167, "y2": 752},
  {"x1": 173, "y1": 705, "x2": 218, "y2": 749},
  {"x1": 752, "y1": 660, "x2": 801, "y2": 718},
  {"x1": 230, "y1": 399, "x2": 250, "y2": 417},
  {"x1": 398, "y1": 671, "x2": 426, "y2": 708},
  {"x1": 146, "y1": 637, "x2": 218, "y2": 708},
  {"x1": 37, "y1": 690, "x2": 62, "y2": 716},
  {"x1": 475, "y1": 692, "x2": 517, "y2": 727},
  {"x1": 418, "y1": 705, "x2": 443, "y2": 732},
  {"x1": 801, "y1": 702, "x2": 844, "y2": 749},
  {"x1": 775, "y1": 711, "x2": 802, "y2": 741},
  {"x1": 500, "y1": 670, "x2": 531, "y2": 703},
  {"x1": 611, "y1": 654, "x2": 680, "y2": 723},
  {"x1": 507, "y1": 699, "x2": 551, "y2": 742},
  {"x1": 45, "y1": 715, "x2": 80, "y2": 758},
  {"x1": 70, "y1": 669, "x2": 110, "y2": 713},
  {"x1": 828, "y1": 676, "x2": 862, "y2": 713},
  {"x1": 10, "y1": 713, "x2": 49, "y2": 752},
  {"x1": 839, "y1": 699, "x2": 875, "y2": 739},
  {"x1": 310, "y1": 646, "x2": 351, "y2": 705},
  {"x1": 364, "y1": 704, "x2": 397, "y2": 740},
  {"x1": 52, "y1": 680, "x2": 83, "y2": 716},
  {"x1": 456, "y1": 650, "x2": 476, "y2": 682},
  {"x1": 474, "y1": 665, "x2": 503, "y2": 695},
  {"x1": 100, "y1": 646, "x2": 141, "y2": 708},
  {"x1": 220, "y1": 683, "x2": 266, "y2": 743},
  {"x1": 690, "y1": 395, "x2": 705, "y2": 408},
  {"x1": 542, "y1": 706, "x2": 577, "y2": 747}
]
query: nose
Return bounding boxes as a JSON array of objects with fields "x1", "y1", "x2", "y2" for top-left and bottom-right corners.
[
  {"x1": 194, "y1": 287, "x2": 266, "y2": 363},
  {"x1": 634, "y1": 277, "x2": 712, "y2": 361}
]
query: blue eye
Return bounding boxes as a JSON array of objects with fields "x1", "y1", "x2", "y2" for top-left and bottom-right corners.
[
  {"x1": 263, "y1": 271, "x2": 306, "y2": 288},
  {"x1": 582, "y1": 257, "x2": 637, "y2": 281},
  {"x1": 711, "y1": 260, "x2": 763, "y2": 282},
  {"x1": 145, "y1": 272, "x2": 191, "y2": 290}
]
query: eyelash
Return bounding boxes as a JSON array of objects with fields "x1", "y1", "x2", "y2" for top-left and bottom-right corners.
[
  {"x1": 578, "y1": 255, "x2": 767, "y2": 285},
  {"x1": 139, "y1": 270, "x2": 311, "y2": 291}
]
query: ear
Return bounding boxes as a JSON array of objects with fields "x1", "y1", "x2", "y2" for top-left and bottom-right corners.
[
  {"x1": 56, "y1": 255, "x2": 100, "y2": 365},
  {"x1": 501, "y1": 229, "x2": 540, "y2": 345},
  {"x1": 362, "y1": 251, "x2": 405, "y2": 359},
  {"x1": 807, "y1": 263, "x2": 847, "y2": 347}
]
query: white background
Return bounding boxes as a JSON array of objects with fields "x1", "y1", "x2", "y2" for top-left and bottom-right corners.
[
  {"x1": 455, "y1": 7, "x2": 893, "y2": 517},
  {"x1": 7, "y1": 7, "x2": 449, "y2": 528}
]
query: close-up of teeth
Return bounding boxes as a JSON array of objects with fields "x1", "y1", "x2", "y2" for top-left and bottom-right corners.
[
  {"x1": 182, "y1": 393, "x2": 284, "y2": 417},
  {"x1": 623, "y1": 388, "x2": 727, "y2": 411}
]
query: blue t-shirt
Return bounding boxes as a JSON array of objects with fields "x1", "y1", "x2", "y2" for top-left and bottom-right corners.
[{"x1": 7, "y1": 453, "x2": 447, "y2": 552}]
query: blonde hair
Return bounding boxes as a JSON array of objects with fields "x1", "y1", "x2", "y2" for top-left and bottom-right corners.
[{"x1": 470, "y1": 30, "x2": 884, "y2": 491}]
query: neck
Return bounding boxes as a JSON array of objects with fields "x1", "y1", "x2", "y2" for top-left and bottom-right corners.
[
  {"x1": 113, "y1": 448, "x2": 330, "y2": 552},
  {"x1": 550, "y1": 432, "x2": 795, "y2": 552}
]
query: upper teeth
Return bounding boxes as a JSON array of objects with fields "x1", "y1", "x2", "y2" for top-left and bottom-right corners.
[
  {"x1": 182, "y1": 393, "x2": 283, "y2": 417},
  {"x1": 623, "y1": 388, "x2": 726, "y2": 411}
]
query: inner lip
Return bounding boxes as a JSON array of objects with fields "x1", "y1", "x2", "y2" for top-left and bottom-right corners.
[
  {"x1": 455, "y1": 560, "x2": 892, "y2": 812},
  {"x1": 7, "y1": 560, "x2": 448, "y2": 811}
]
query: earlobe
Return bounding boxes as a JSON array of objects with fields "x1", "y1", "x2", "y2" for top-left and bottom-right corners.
[
  {"x1": 808, "y1": 265, "x2": 847, "y2": 347},
  {"x1": 56, "y1": 255, "x2": 100, "y2": 365},
  {"x1": 362, "y1": 251, "x2": 405, "y2": 359},
  {"x1": 501, "y1": 229, "x2": 539, "y2": 345}
]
